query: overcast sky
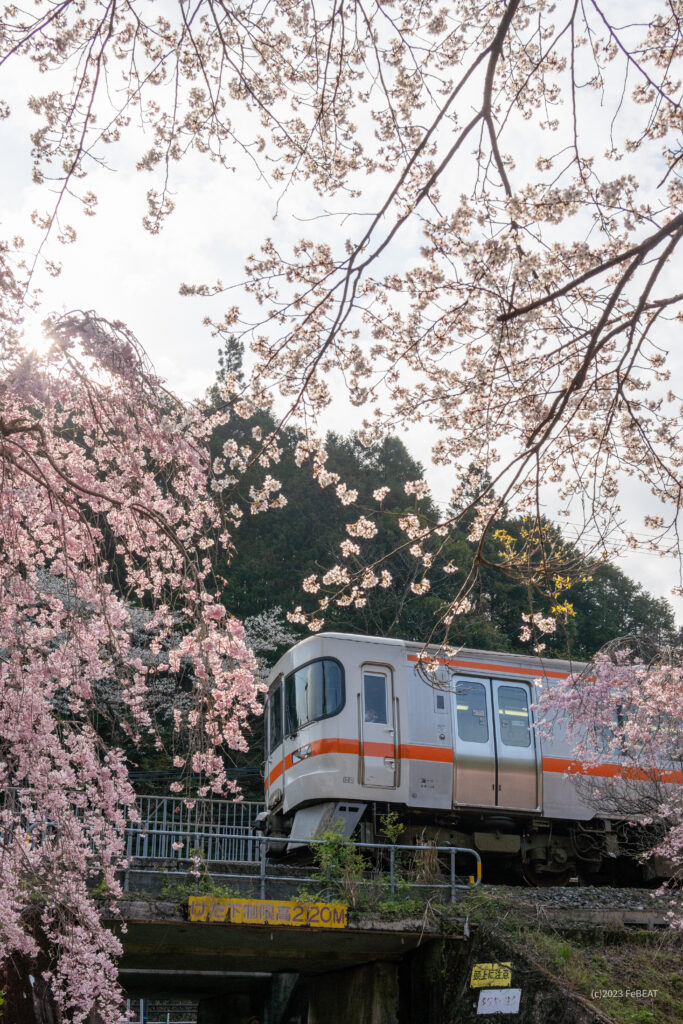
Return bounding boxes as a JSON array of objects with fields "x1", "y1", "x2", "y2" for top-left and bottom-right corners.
[{"x1": 2, "y1": 41, "x2": 682, "y2": 626}]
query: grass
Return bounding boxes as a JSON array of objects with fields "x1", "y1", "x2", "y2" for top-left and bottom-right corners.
[
  {"x1": 433, "y1": 887, "x2": 683, "y2": 1024},
  {"x1": 504, "y1": 927, "x2": 683, "y2": 1024}
]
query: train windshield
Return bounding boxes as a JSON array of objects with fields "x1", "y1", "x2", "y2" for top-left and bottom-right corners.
[{"x1": 285, "y1": 658, "x2": 345, "y2": 733}]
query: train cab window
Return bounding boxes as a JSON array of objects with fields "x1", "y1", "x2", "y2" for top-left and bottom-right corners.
[
  {"x1": 284, "y1": 658, "x2": 345, "y2": 734},
  {"x1": 456, "y1": 681, "x2": 489, "y2": 743},
  {"x1": 497, "y1": 685, "x2": 531, "y2": 748},
  {"x1": 268, "y1": 683, "x2": 283, "y2": 753},
  {"x1": 363, "y1": 673, "x2": 388, "y2": 724}
]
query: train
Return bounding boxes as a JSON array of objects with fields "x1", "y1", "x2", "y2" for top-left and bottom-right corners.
[{"x1": 256, "y1": 632, "x2": 675, "y2": 883}]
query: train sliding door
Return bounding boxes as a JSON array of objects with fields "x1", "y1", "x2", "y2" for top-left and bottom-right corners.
[
  {"x1": 452, "y1": 677, "x2": 539, "y2": 811},
  {"x1": 492, "y1": 680, "x2": 538, "y2": 810},
  {"x1": 360, "y1": 666, "x2": 397, "y2": 788},
  {"x1": 452, "y1": 679, "x2": 496, "y2": 806}
]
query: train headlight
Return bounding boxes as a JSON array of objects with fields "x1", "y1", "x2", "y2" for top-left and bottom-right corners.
[{"x1": 292, "y1": 743, "x2": 313, "y2": 763}]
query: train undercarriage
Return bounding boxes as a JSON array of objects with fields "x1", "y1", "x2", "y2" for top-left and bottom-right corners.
[{"x1": 259, "y1": 801, "x2": 667, "y2": 886}]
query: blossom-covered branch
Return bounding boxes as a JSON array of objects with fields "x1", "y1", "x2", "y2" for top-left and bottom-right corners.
[
  {"x1": 537, "y1": 638, "x2": 683, "y2": 915},
  {"x1": 0, "y1": 307, "x2": 260, "y2": 1021}
]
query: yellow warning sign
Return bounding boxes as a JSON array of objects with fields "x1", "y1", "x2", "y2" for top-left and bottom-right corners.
[
  {"x1": 470, "y1": 962, "x2": 512, "y2": 988},
  {"x1": 188, "y1": 896, "x2": 348, "y2": 928}
]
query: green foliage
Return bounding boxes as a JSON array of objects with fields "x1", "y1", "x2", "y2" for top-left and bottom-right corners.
[
  {"x1": 154, "y1": 845, "x2": 240, "y2": 901},
  {"x1": 375, "y1": 895, "x2": 424, "y2": 917},
  {"x1": 158, "y1": 876, "x2": 239, "y2": 900},
  {"x1": 305, "y1": 831, "x2": 451, "y2": 915},
  {"x1": 560, "y1": 563, "x2": 677, "y2": 658},
  {"x1": 379, "y1": 810, "x2": 405, "y2": 845},
  {"x1": 90, "y1": 877, "x2": 113, "y2": 898},
  {"x1": 310, "y1": 827, "x2": 366, "y2": 908},
  {"x1": 501, "y1": 926, "x2": 682, "y2": 1024}
]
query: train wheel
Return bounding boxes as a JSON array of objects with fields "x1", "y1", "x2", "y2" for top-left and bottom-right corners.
[{"x1": 521, "y1": 863, "x2": 573, "y2": 887}]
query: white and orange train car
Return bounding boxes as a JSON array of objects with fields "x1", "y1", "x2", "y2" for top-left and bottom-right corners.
[{"x1": 259, "y1": 633, "x2": 677, "y2": 882}]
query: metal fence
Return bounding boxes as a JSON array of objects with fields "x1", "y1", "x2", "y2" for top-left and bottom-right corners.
[
  {"x1": 125, "y1": 998, "x2": 196, "y2": 1023},
  {"x1": 1, "y1": 793, "x2": 266, "y2": 863},
  {"x1": 124, "y1": 829, "x2": 482, "y2": 903},
  {"x1": 125, "y1": 796, "x2": 265, "y2": 863}
]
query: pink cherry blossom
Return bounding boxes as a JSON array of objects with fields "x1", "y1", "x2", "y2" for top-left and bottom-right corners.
[
  {"x1": 0, "y1": 311, "x2": 259, "y2": 1020},
  {"x1": 538, "y1": 645, "x2": 683, "y2": 920}
]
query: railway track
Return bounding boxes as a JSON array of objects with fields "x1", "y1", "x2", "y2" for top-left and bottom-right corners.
[{"x1": 454, "y1": 883, "x2": 677, "y2": 929}]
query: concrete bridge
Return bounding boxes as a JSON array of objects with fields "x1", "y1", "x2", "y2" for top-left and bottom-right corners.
[
  {"x1": 113, "y1": 897, "x2": 453, "y2": 1024},
  {"x1": 112, "y1": 893, "x2": 646, "y2": 1024},
  {"x1": 115, "y1": 795, "x2": 480, "y2": 1024}
]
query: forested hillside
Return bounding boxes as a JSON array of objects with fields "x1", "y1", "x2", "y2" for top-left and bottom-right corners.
[{"x1": 210, "y1": 340, "x2": 678, "y2": 665}]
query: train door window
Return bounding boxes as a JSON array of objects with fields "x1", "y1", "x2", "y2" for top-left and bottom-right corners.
[
  {"x1": 363, "y1": 673, "x2": 387, "y2": 724},
  {"x1": 596, "y1": 709, "x2": 622, "y2": 754},
  {"x1": 497, "y1": 685, "x2": 531, "y2": 747},
  {"x1": 269, "y1": 683, "x2": 282, "y2": 752},
  {"x1": 455, "y1": 681, "x2": 488, "y2": 743},
  {"x1": 435, "y1": 692, "x2": 448, "y2": 714}
]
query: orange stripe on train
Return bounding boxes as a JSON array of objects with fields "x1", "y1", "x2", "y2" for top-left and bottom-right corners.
[
  {"x1": 406, "y1": 653, "x2": 570, "y2": 679},
  {"x1": 265, "y1": 739, "x2": 453, "y2": 789},
  {"x1": 400, "y1": 743, "x2": 453, "y2": 763},
  {"x1": 542, "y1": 756, "x2": 683, "y2": 785},
  {"x1": 265, "y1": 740, "x2": 683, "y2": 792}
]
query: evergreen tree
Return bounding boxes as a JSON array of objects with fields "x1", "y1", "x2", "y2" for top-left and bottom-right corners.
[{"x1": 207, "y1": 342, "x2": 678, "y2": 663}]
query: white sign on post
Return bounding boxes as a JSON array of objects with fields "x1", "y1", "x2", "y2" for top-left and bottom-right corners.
[{"x1": 476, "y1": 988, "x2": 522, "y2": 1015}]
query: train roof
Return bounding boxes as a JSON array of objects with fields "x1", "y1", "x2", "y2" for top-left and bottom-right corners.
[{"x1": 266, "y1": 631, "x2": 587, "y2": 688}]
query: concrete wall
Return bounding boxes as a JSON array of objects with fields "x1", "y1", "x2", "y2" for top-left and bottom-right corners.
[{"x1": 308, "y1": 962, "x2": 398, "y2": 1024}]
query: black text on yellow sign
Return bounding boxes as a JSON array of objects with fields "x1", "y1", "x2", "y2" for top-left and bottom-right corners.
[
  {"x1": 188, "y1": 895, "x2": 348, "y2": 928},
  {"x1": 470, "y1": 962, "x2": 512, "y2": 988}
]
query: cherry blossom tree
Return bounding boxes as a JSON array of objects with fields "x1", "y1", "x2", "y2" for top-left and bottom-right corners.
[
  {"x1": 537, "y1": 639, "x2": 683, "y2": 916},
  {"x1": 3, "y1": 0, "x2": 682, "y2": 901},
  {"x1": 243, "y1": 607, "x2": 299, "y2": 679},
  {"x1": 0, "y1": 299, "x2": 261, "y2": 1021},
  {"x1": 2, "y1": 0, "x2": 681, "y2": 636},
  {"x1": 4, "y1": 1, "x2": 681, "y2": 1006}
]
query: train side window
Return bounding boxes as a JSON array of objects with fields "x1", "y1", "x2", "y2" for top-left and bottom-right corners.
[
  {"x1": 435, "y1": 693, "x2": 447, "y2": 713},
  {"x1": 497, "y1": 685, "x2": 531, "y2": 748},
  {"x1": 363, "y1": 673, "x2": 387, "y2": 724},
  {"x1": 269, "y1": 683, "x2": 282, "y2": 753},
  {"x1": 456, "y1": 681, "x2": 488, "y2": 743}
]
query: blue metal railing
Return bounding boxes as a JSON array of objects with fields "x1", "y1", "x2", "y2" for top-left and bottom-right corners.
[
  {"x1": 122, "y1": 825, "x2": 482, "y2": 903},
  {"x1": 124, "y1": 796, "x2": 265, "y2": 863}
]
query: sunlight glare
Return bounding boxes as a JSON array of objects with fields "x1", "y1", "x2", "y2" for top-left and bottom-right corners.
[{"x1": 22, "y1": 315, "x2": 53, "y2": 357}]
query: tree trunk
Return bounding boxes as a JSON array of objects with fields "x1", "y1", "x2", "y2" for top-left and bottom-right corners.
[{"x1": 1, "y1": 957, "x2": 61, "y2": 1024}]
